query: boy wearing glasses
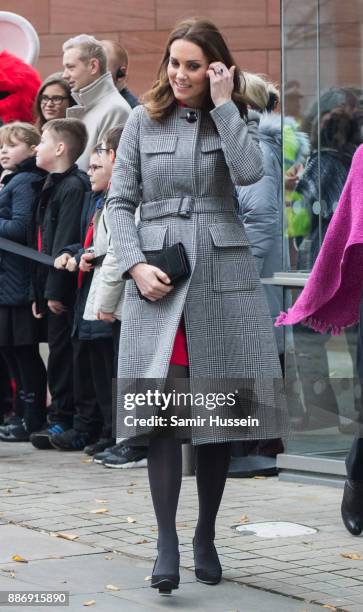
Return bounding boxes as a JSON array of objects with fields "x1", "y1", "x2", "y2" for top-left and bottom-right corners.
[
  {"x1": 50, "y1": 146, "x2": 115, "y2": 451},
  {"x1": 29, "y1": 118, "x2": 90, "y2": 449}
]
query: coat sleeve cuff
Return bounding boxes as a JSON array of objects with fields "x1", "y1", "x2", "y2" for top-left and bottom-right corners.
[
  {"x1": 120, "y1": 252, "x2": 147, "y2": 280},
  {"x1": 210, "y1": 100, "x2": 245, "y2": 124}
]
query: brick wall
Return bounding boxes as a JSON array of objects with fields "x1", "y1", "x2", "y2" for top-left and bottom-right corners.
[{"x1": 0, "y1": 0, "x2": 281, "y2": 95}]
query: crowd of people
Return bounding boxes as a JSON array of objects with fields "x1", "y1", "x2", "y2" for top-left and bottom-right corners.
[
  {"x1": 1, "y1": 16, "x2": 363, "y2": 595},
  {"x1": 0, "y1": 34, "x2": 146, "y2": 466}
]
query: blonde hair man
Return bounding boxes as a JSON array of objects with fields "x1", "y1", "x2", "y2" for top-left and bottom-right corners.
[{"x1": 62, "y1": 34, "x2": 131, "y2": 171}]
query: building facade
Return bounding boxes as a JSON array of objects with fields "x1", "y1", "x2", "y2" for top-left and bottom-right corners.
[{"x1": 1, "y1": 0, "x2": 281, "y2": 95}]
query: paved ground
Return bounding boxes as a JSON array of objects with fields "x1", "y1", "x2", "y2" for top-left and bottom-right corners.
[{"x1": 1, "y1": 443, "x2": 363, "y2": 612}]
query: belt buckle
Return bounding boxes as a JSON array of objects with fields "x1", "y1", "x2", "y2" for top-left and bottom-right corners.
[{"x1": 177, "y1": 197, "x2": 194, "y2": 218}]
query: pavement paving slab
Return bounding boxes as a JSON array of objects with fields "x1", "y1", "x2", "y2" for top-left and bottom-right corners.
[{"x1": 1, "y1": 442, "x2": 363, "y2": 611}]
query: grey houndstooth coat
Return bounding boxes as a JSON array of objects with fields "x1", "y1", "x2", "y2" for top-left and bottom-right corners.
[{"x1": 107, "y1": 101, "x2": 288, "y2": 445}]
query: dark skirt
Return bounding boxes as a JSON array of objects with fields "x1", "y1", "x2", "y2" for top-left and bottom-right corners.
[{"x1": 0, "y1": 304, "x2": 47, "y2": 346}]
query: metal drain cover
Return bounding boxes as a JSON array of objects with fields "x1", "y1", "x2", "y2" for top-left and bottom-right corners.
[{"x1": 234, "y1": 521, "x2": 317, "y2": 538}]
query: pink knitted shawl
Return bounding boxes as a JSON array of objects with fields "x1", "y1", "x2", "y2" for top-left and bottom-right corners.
[{"x1": 276, "y1": 144, "x2": 363, "y2": 335}]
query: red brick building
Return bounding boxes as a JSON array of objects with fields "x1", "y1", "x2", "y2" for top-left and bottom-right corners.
[{"x1": 0, "y1": 0, "x2": 281, "y2": 95}]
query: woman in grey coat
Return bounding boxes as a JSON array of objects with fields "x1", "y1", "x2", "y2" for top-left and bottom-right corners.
[{"x1": 107, "y1": 18, "x2": 287, "y2": 594}]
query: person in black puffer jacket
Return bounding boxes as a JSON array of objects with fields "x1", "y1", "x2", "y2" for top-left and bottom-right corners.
[
  {"x1": 0, "y1": 122, "x2": 47, "y2": 441},
  {"x1": 28, "y1": 118, "x2": 90, "y2": 450},
  {"x1": 50, "y1": 148, "x2": 114, "y2": 452}
]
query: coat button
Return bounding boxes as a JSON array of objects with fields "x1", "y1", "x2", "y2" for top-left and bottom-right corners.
[{"x1": 186, "y1": 111, "x2": 197, "y2": 123}]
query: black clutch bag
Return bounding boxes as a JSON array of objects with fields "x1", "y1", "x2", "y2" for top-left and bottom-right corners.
[{"x1": 137, "y1": 242, "x2": 190, "y2": 301}]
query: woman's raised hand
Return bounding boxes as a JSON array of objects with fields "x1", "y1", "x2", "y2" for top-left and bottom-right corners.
[
  {"x1": 207, "y1": 62, "x2": 235, "y2": 108},
  {"x1": 130, "y1": 263, "x2": 173, "y2": 302}
]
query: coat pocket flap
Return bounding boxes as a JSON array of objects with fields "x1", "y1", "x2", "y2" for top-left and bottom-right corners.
[
  {"x1": 209, "y1": 223, "x2": 250, "y2": 247},
  {"x1": 141, "y1": 135, "x2": 178, "y2": 154},
  {"x1": 201, "y1": 136, "x2": 222, "y2": 152},
  {"x1": 138, "y1": 225, "x2": 167, "y2": 251}
]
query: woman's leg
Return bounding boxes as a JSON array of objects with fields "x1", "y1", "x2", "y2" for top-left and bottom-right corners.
[
  {"x1": 147, "y1": 435, "x2": 182, "y2": 575},
  {"x1": 194, "y1": 442, "x2": 231, "y2": 578},
  {"x1": 146, "y1": 363, "x2": 188, "y2": 576}
]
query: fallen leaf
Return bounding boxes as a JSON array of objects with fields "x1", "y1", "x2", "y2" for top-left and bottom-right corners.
[
  {"x1": 340, "y1": 552, "x2": 362, "y2": 560},
  {"x1": 127, "y1": 516, "x2": 136, "y2": 524},
  {"x1": 95, "y1": 499, "x2": 108, "y2": 503},
  {"x1": 253, "y1": 476, "x2": 267, "y2": 480},
  {"x1": 136, "y1": 539, "x2": 149, "y2": 544},
  {"x1": 323, "y1": 606, "x2": 337, "y2": 611},
  {"x1": 90, "y1": 508, "x2": 108, "y2": 514},
  {"x1": 238, "y1": 515, "x2": 249, "y2": 524},
  {"x1": 128, "y1": 482, "x2": 136, "y2": 487},
  {"x1": 105, "y1": 584, "x2": 120, "y2": 591},
  {"x1": 11, "y1": 555, "x2": 28, "y2": 563},
  {"x1": 6, "y1": 489, "x2": 12, "y2": 494},
  {"x1": 104, "y1": 556, "x2": 113, "y2": 560},
  {"x1": 81, "y1": 458, "x2": 92, "y2": 464},
  {"x1": 83, "y1": 601, "x2": 96, "y2": 607},
  {"x1": 127, "y1": 490, "x2": 134, "y2": 494},
  {"x1": 56, "y1": 533, "x2": 79, "y2": 541},
  {"x1": 144, "y1": 575, "x2": 151, "y2": 581},
  {"x1": 1, "y1": 569, "x2": 15, "y2": 578},
  {"x1": 151, "y1": 527, "x2": 158, "y2": 532}
]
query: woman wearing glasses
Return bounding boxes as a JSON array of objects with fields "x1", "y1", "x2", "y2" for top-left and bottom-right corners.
[{"x1": 34, "y1": 73, "x2": 72, "y2": 129}]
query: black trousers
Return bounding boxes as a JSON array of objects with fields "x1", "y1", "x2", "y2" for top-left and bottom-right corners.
[
  {"x1": 345, "y1": 300, "x2": 363, "y2": 480},
  {"x1": 72, "y1": 336, "x2": 114, "y2": 438},
  {"x1": 0, "y1": 354, "x2": 13, "y2": 418},
  {"x1": 112, "y1": 319, "x2": 121, "y2": 373},
  {"x1": 346, "y1": 436, "x2": 363, "y2": 480},
  {"x1": 0, "y1": 345, "x2": 47, "y2": 431},
  {"x1": 47, "y1": 309, "x2": 74, "y2": 426}
]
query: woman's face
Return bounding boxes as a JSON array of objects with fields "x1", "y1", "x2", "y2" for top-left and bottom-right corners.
[
  {"x1": 39, "y1": 83, "x2": 70, "y2": 122},
  {"x1": 167, "y1": 39, "x2": 209, "y2": 108}
]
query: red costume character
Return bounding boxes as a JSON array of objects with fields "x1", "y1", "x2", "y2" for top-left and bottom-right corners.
[{"x1": 0, "y1": 50, "x2": 41, "y2": 124}]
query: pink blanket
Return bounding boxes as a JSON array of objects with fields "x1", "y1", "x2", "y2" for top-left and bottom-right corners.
[{"x1": 276, "y1": 144, "x2": 363, "y2": 335}]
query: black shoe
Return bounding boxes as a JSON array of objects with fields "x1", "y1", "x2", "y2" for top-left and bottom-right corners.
[
  {"x1": 3, "y1": 414, "x2": 23, "y2": 427},
  {"x1": 341, "y1": 479, "x2": 363, "y2": 535},
  {"x1": 192, "y1": 538, "x2": 222, "y2": 585},
  {"x1": 84, "y1": 437, "x2": 116, "y2": 456},
  {"x1": 50, "y1": 428, "x2": 95, "y2": 451},
  {"x1": 150, "y1": 558, "x2": 179, "y2": 594},
  {"x1": 30, "y1": 424, "x2": 69, "y2": 450},
  {"x1": 102, "y1": 444, "x2": 148, "y2": 468},
  {"x1": 93, "y1": 442, "x2": 120, "y2": 464},
  {"x1": 0, "y1": 419, "x2": 29, "y2": 442}
]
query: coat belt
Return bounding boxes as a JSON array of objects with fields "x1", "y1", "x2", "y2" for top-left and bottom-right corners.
[{"x1": 139, "y1": 196, "x2": 237, "y2": 221}]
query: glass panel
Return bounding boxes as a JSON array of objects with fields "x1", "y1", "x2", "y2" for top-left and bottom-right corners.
[
  {"x1": 281, "y1": 0, "x2": 363, "y2": 459},
  {"x1": 282, "y1": 0, "x2": 363, "y2": 273}
]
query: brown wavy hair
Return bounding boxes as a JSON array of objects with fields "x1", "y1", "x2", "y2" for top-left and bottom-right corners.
[
  {"x1": 142, "y1": 18, "x2": 247, "y2": 122},
  {"x1": 34, "y1": 73, "x2": 73, "y2": 130}
]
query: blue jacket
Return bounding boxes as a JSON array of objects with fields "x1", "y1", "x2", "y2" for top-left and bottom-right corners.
[
  {"x1": 236, "y1": 113, "x2": 284, "y2": 352},
  {"x1": 62, "y1": 191, "x2": 113, "y2": 341},
  {"x1": 0, "y1": 157, "x2": 47, "y2": 305}
]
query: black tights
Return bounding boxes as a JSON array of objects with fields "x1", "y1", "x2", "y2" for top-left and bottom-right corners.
[{"x1": 147, "y1": 436, "x2": 231, "y2": 575}]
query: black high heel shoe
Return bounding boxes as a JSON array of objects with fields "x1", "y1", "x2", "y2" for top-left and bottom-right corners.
[
  {"x1": 192, "y1": 537, "x2": 222, "y2": 585},
  {"x1": 341, "y1": 479, "x2": 363, "y2": 536},
  {"x1": 150, "y1": 557, "x2": 180, "y2": 594}
]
